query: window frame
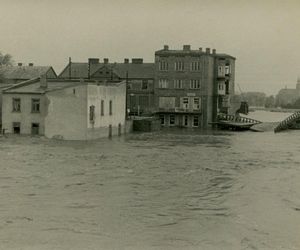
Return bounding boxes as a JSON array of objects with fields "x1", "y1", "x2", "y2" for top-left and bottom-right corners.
[
  {"x1": 12, "y1": 98, "x2": 21, "y2": 112},
  {"x1": 31, "y1": 98, "x2": 40, "y2": 113}
]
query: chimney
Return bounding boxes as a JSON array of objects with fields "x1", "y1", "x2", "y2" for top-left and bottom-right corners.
[
  {"x1": 183, "y1": 45, "x2": 191, "y2": 51},
  {"x1": 124, "y1": 58, "x2": 129, "y2": 64},
  {"x1": 199, "y1": 47, "x2": 203, "y2": 53},
  {"x1": 206, "y1": 48, "x2": 211, "y2": 54},
  {"x1": 164, "y1": 45, "x2": 169, "y2": 50},
  {"x1": 212, "y1": 49, "x2": 216, "y2": 54},
  {"x1": 104, "y1": 58, "x2": 109, "y2": 64},
  {"x1": 131, "y1": 58, "x2": 143, "y2": 64},
  {"x1": 28, "y1": 63, "x2": 34, "y2": 66},
  {"x1": 40, "y1": 74, "x2": 47, "y2": 89},
  {"x1": 88, "y1": 58, "x2": 99, "y2": 64},
  {"x1": 18, "y1": 63, "x2": 22, "y2": 66}
]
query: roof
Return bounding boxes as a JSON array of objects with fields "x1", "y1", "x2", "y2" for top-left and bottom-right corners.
[
  {"x1": 0, "y1": 65, "x2": 57, "y2": 80},
  {"x1": 58, "y1": 62, "x2": 155, "y2": 79},
  {"x1": 2, "y1": 77, "x2": 125, "y2": 94},
  {"x1": 155, "y1": 49, "x2": 236, "y2": 59}
]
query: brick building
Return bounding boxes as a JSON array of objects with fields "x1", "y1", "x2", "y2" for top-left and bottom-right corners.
[
  {"x1": 154, "y1": 45, "x2": 235, "y2": 128},
  {"x1": 58, "y1": 58, "x2": 155, "y2": 115}
]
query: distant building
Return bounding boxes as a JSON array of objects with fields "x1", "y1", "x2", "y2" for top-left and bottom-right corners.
[
  {"x1": 154, "y1": 45, "x2": 235, "y2": 128},
  {"x1": 1, "y1": 77, "x2": 126, "y2": 140},
  {"x1": 276, "y1": 78, "x2": 300, "y2": 107},
  {"x1": 0, "y1": 63, "x2": 57, "y2": 84},
  {"x1": 58, "y1": 58, "x2": 155, "y2": 115}
]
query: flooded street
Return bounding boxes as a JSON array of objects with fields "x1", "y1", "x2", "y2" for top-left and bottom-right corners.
[{"x1": 1, "y1": 111, "x2": 300, "y2": 250}]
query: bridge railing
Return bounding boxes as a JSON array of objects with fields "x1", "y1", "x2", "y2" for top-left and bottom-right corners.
[
  {"x1": 274, "y1": 111, "x2": 300, "y2": 133},
  {"x1": 217, "y1": 113, "x2": 261, "y2": 124}
]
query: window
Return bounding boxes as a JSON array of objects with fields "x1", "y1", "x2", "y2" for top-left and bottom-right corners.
[
  {"x1": 31, "y1": 99, "x2": 40, "y2": 113},
  {"x1": 175, "y1": 61, "x2": 184, "y2": 71},
  {"x1": 190, "y1": 61, "x2": 201, "y2": 71},
  {"x1": 174, "y1": 79, "x2": 183, "y2": 89},
  {"x1": 12, "y1": 122, "x2": 20, "y2": 134},
  {"x1": 193, "y1": 98, "x2": 201, "y2": 110},
  {"x1": 190, "y1": 80, "x2": 201, "y2": 89},
  {"x1": 193, "y1": 116, "x2": 199, "y2": 127},
  {"x1": 159, "y1": 61, "x2": 168, "y2": 71},
  {"x1": 142, "y1": 80, "x2": 148, "y2": 90},
  {"x1": 225, "y1": 65, "x2": 230, "y2": 75},
  {"x1": 159, "y1": 114, "x2": 165, "y2": 125},
  {"x1": 109, "y1": 100, "x2": 112, "y2": 115},
  {"x1": 12, "y1": 98, "x2": 21, "y2": 112},
  {"x1": 182, "y1": 97, "x2": 189, "y2": 109},
  {"x1": 158, "y1": 79, "x2": 169, "y2": 89},
  {"x1": 101, "y1": 100, "x2": 104, "y2": 116},
  {"x1": 31, "y1": 123, "x2": 39, "y2": 135},
  {"x1": 183, "y1": 115, "x2": 188, "y2": 126},
  {"x1": 169, "y1": 114, "x2": 175, "y2": 125},
  {"x1": 89, "y1": 105, "x2": 95, "y2": 122},
  {"x1": 218, "y1": 66, "x2": 225, "y2": 77}
]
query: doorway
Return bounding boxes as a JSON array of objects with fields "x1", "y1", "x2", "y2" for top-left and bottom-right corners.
[
  {"x1": 13, "y1": 122, "x2": 20, "y2": 134},
  {"x1": 31, "y1": 123, "x2": 39, "y2": 135}
]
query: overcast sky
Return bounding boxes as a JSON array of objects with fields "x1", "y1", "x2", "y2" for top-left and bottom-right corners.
[{"x1": 1, "y1": 0, "x2": 299, "y2": 95}]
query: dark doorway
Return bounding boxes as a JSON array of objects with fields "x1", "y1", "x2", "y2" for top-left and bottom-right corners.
[
  {"x1": 13, "y1": 122, "x2": 21, "y2": 134},
  {"x1": 31, "y1": 123, "x2": 39, "y2": 135}
]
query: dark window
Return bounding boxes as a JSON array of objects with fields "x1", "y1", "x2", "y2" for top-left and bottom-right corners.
[
  {"x1": 193, "y1": 116, "x2": 199, "y2": 127},
  {"x1": 184, "y1": 115, "x2": 188, "y2": 126},
  {"x1": 31, "y1": 123, "x2": 39, "y2": 135},
  {"x1": 159, "y1": 114, "x2": 165, "y2": 125},
  {"x1": 101, "y1": 100, "x2": 104, "y2": 116},
  {"x1": 89, "y1": 105, "x2": 95, "y2": 122},
  {"x1": 31, "y1": 99, "x2": 40, "y2": 113},
  {"x1": 12, "y1": 98, "x2": 21, "y2": 112},
  {"x1": 12, "y1": 122, "x2": 20, "y2": 134},
  {"x1": 142, "y1": 80, "x2": 148, "y2": 90},
  {"x1": 73, "y1": 89, "x2": 76, "y2": 94},
  {"x1": 169, "y1": 114, "x2": 175, "y2": 125},
  {"x1": 109, "y1": 100, "x2": 112, "y2": 115}
]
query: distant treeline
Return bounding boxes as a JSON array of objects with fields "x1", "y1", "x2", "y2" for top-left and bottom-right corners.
[{"x1": 232, "y1": 92, "x2": 276, "y2": 108}]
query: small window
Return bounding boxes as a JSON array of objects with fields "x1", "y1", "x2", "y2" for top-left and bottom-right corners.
[
  {"x1": 12, "y1": 98, "x2": 21, "y2": 112},
  {"x1": 31, "y1": 123, "x2": 39, "y2": 135},
  {"x1": 101, "y1": 100, "x2": 104, "y2": 116},
  {"x1": 142, "y1": 80, "x2": 148, "y2": 90},
  {"x1": 190, "y1": 80, "x2": 201, "y2": 89},
  {"x1": 193, "y1": 116, "x2": 199, "y2": 127},
  {"x1": 193, "y1": 98, "x2": 201, "y2": 110},
  {"x1": 109, "y1": 100, "x2": 112, "y2": 115},
  {"x1": 174, "y1": 79, "x2": 183, "y2": 89},
  {"x1": 175, "y1": 61, "x2": 184, "y2": 71},
  {"x1": 89, "y1": 105, "x2": 95, "y2": 122},
  {"x1": 169, "y1": 114, "x2": 175, "y2": 125},
  {"x1": 73, "y1": 89, "x2": 76, "y2": 94},
  {"x1": 158, "y1": 79, "x2": 168, "y2": 89},
  {"x1": 13, "y1": 122, "x2": 20, "y2": 134},
  {"x1": 159, "y1": 114, "x2": 165, "y2": 125},
  {"x1": 159, "y1": 61, "x2": 168, "y2": 71},
  {"x1": 183, "y1": 115, "x2": 188, "y2": 126},
  {"x1": 31, "y1": 99, "x2": 40, "y2": 113}
]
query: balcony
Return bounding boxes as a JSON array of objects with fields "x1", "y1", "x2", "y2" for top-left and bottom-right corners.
[{"x1": 158, "y1": 107, "x2": 201, "y2": 114}]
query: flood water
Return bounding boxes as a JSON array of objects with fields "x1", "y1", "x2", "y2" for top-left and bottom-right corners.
[{"x1": 1, "y1": 111, "x2": 300, "y2": 250}]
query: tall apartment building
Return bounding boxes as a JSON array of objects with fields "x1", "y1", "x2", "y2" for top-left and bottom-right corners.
[{"x1": 154, "y1": 45, "x2": 235, "y2": 128}]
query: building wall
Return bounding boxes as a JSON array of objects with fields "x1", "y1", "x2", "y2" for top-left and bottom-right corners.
[
  {"x1": 154, "y1": 53, "x2": 216, "y2": 127},
  {"x1": 86, "y1": 83, "x2": 126, "y2": 139},
  {"x1": 44, "y1": 85, "x2": 88, "y2": 140},
  {"x1": 2, "y1": 93, "x2": 46, "y2": 134}
]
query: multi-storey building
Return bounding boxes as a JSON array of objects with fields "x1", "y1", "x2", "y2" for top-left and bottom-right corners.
[
  {"x1": 58, "y1": 58, "x2": 155, "y2": 115},
  {"x1": 154, "y1": 45, "x2": 235, "y2": 128}
]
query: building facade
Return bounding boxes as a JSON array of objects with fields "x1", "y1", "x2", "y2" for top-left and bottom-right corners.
[
  {"x1": 2, "y1": 77, "x2": 126, "y2": 140},
  {"x1": 154, "y1": 45, "x2": 235, "y2": 128},
  {"x1": 276, "y1": 78, "x2": 300, "y2": 107},
  {"x1": 58, "y1": 58, "x2": 155, "y2": 115}
]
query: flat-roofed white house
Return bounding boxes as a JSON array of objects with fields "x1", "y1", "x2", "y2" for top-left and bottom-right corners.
[{"x1": 1, "y1": 76, "x2": 126, "y2": 140}]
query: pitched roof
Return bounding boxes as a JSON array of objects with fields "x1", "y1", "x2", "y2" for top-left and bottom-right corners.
[
  {"x1": 2, "y1": 77, "x2": 125, "y2": 94},
  {"x1": 58, "y1": 62, "x2": 155, "y2": 79},
  {"x1": 0, "y1": 65, "x2": 57, "y2": 80}
]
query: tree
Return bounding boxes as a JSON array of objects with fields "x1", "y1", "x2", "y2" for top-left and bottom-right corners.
[
  {"x1": 0, "y1": 52, "x2": 13, "y2": 66},
  {"x1": 265, "y1": 95, "x2": 275, "y2": 108}
]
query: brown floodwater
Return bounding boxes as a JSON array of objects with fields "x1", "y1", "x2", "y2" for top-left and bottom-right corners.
[{"x1": 0, "y1": 111, "x2": 300, "y2": 250}]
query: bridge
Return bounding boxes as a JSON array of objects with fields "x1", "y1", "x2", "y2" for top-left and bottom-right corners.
[
  {"x1": 274, "y1": 111, "x2": 300, "y2": 133},
  {"x1": 212, "y1": 114, "x2": 262, "y2": 130}
]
